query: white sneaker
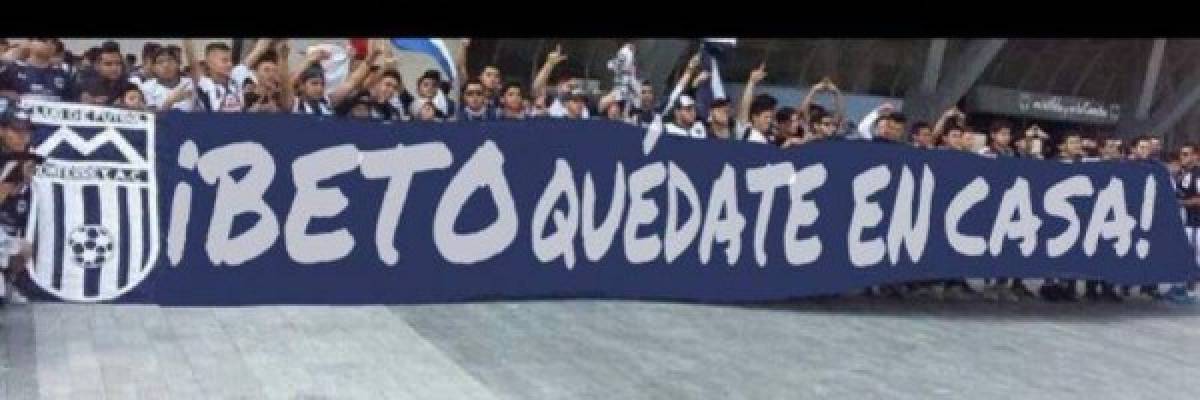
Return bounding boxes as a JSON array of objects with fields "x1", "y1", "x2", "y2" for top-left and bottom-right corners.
[{"x1": 6, "y1": 282, "x2": 28, "y2": 305}]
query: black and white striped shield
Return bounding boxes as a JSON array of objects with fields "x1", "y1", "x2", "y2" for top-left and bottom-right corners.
[{"x1": 23, "y1": 100, "x2": 158, "y2": 303}]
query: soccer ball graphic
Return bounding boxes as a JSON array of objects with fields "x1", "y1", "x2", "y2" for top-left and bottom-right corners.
[{"x1": 67, "y1": 225, "x2": 115, "y2": 269}]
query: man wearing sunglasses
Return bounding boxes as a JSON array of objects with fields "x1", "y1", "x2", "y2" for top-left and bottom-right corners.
[{"x1": 458, "y1": 79, "x2": 497, "y2": 121}]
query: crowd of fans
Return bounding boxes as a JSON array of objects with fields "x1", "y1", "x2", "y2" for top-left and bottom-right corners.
[
  {"x1": 0, "y1": 39, "x2": 1172, "y2": 157},
  {"x1": 0, "y1": 38, "x2": 1197, "y2": 305}
]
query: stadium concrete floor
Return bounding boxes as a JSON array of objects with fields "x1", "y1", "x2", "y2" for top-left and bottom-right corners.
[{"x1": 2, "y1": 299, "x2": 1199, "y2": 400}]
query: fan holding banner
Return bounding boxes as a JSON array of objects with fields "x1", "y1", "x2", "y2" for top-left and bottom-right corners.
[{"x1": 0, "y1": 98, "x2": 43, "y2": 305}]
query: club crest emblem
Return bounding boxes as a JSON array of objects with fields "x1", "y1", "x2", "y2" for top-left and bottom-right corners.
[{"x1": 23, "y1": 100, "x2": 158, "y2": 302}]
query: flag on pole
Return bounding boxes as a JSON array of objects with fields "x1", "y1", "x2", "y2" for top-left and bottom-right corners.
[
  {"x1": 696, "y1": 38, "x2": 736, "y2": 121},
  {"x1": 391, "y1": 38, "x2": 458, "y2": 85}
]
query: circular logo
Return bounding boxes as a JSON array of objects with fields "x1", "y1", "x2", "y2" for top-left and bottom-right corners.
[{"x1": 67, "y1": 224, "x2": 115, "y2": 269}]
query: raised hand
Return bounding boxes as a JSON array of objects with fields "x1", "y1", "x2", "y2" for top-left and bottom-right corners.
[
  {"x1": 380, "y1": 39, "x2": 395, "y2": 57},
  {"x1": 1027, "y1": 124, "x2": 1045, "y2": 137},
  {"x1": 274, "y1": 40, "x2": 290, "y2": 59},
  {"x1": 749, "y1": 63, "x2": 767, "y2": 84},
  {"x1": 307, "y1": 46, "x2": 331, "y2": 63},
  {"x1": 382, "y1": 56, "x2": 399, "y2": 71},
  {"x1": 687, "y1": 53, "x2": 702, "y2": 71},
  {"x1": 368, "y1": 40, "x2": 384, "y2": 58},
  {"x1": 546, "y1": 44, "x2": 568, "y2": 66},
  {"x1": 811, "y1": 77, "x2": 827, "y2": 90},
  {"x1": 943, "y1": 107, "x2": 962, "y2": 119}
]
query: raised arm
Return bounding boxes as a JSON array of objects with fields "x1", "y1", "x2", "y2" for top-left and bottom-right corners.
[
  {"x1": 456, "y1": 38, "x2": 470, "y2": 91},
  {"x1": 799, "y1": 78, "x2": 828, "y2": 133},
  {"x1": 932, "y1": 107, "x2": 963, "y2": 137},
  {"x1": 1, "y1": 40, "x2": 29, "y2": 62},
  {"x1": 799, "y1": 79, "x2": 824, "y2": 112},
  {"x1": 277, "y1": 40, "x2": 295, "y2": 112},
  {"x1": 597, "y1": 88, "x2": 621, "y2": 118},
  {"x1": 182, "y1": 39, "x2": 201, "y2": 82},
  {"x1": 661, "y1": 53, "x2": 702, "y2": 116},
  {"x1": 532, "y1": 44, "x2": 567, "y2": 101},
  {"x1": 800, "y1": 77, "x2": 848, "y2": 133},
  {"x1": 737, "y1": 63, "x2": 767, "y2": 123},
  {"x1": 362, "y1": 67, "x2": 381, "y2": 91},
  {"x1": 831, "y1": 81, "x2": 846, "y2": 128},
  {"x1": 857, "y1": 102, "x2": 895, "y2": 140},
  {"x1": 291, "y1": 46, "x2": 327, "y2": 92},
  {"x1": 242, "y1": 39, "x2": 273, "y2": 70},
  {"x1": 330, "y1": 39, "x2": 383, "y2": 107},
  {"x1": 363, "y1": 43, "x2": 399, "y2": 92},
  {"x1": 690, "y1": 70, "x2": 712, "y2": 119},
  {"x1": 690, "y1": 70, "x2": 709, "y2": 90}
]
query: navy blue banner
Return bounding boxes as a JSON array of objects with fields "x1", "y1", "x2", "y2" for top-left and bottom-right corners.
[{"x1": 19, "y1": 102, "x2": 1200, "y2": 304}]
